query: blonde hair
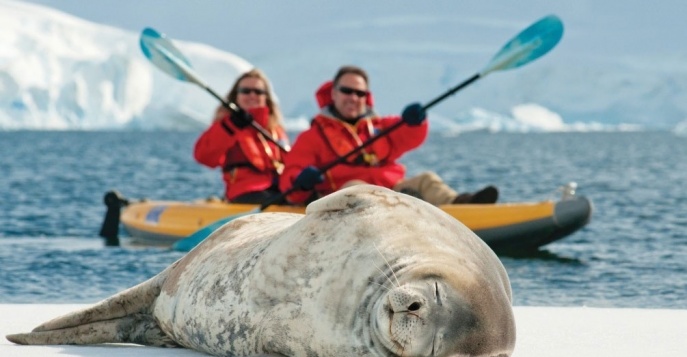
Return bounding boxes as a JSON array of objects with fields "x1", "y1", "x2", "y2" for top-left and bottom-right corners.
[{"x1": 213, "y1": 68, "x2": 283, "y2": 130}]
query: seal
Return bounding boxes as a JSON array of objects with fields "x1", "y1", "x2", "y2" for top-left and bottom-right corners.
[{"x1": 7, "y1": 184, "x2": 516, "y2": 356}]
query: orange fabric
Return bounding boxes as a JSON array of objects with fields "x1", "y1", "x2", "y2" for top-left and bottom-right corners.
[
  {"x1": 279, "y1": 108, "x2": 428, "y2": 204},
  {"x1": 312, "y1": 116, "x2": 365, "y2": 160},
  {"x1": 194, "y1": 106, "x2": 289, "y2": 201},
  {"x1": 235, "y1": 107, "x2": 270, "y2": 171}
]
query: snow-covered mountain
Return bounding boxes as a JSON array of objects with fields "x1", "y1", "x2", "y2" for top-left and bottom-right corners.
[
  {"x1": 1, "y1": 0, "x2": 251, "y2": 130},
  {"x1": 2, "y1": 0, "x2": 686, "y2": 132}
]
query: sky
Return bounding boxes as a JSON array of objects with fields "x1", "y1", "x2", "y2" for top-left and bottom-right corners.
[
  {"x1": 17, "y1": 0, "x2": 687, "y2": 60},
  {"x1": 5, "y1": 0, "x2": 687, "y2": 130}
]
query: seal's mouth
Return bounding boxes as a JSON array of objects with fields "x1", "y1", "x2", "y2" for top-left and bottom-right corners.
[
  {"x1": 371, "y1": 297, "x2": 403, "y2": 356},
  {"x1": 371, "y1": 281, "x2": 440, "y2": 357}
]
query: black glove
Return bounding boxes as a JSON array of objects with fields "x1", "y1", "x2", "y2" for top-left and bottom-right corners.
[
  {"x1": 401, "y1": 102, "x2": 426, "y2": 126},
  {"x1": 229, "y1": 106, "x2": 253, "y2": 128},
  {"x1": 293, "y1": 166, "x2": 324, "y2": 191}
]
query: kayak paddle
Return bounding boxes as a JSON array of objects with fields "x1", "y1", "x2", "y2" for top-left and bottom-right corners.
[
  {"x1": 139, "y1": 28, "x2": 289, "y2": 153},
  {"x1": 172, "y1": 14, "x2": 564, "y2": 252}
]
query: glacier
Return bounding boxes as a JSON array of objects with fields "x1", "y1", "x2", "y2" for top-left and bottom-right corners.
[
  {"x1": 2, "y1": 0, "x2": 687, "y2": 132},
  {"x1": 1, "y1": 0, "x2": 252, "y2": 131}
]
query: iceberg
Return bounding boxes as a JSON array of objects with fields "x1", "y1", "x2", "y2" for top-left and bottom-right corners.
[
  {"x1": 2, "y1": 0, "x2": 687, "y2": 132},
  {"x1": 0, "y1": 0, "x2": 252, "y2": 130}
]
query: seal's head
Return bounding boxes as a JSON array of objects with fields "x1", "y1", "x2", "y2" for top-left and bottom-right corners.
[
  {"x1": 312, "y1": 185, "x2": 517, "y2": 357},
  {"x1": 373, "y1": 271, "x2": 515, "y2": 357}
]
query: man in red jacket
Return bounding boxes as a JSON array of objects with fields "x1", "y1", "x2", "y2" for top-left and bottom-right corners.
[{"x1": 280, "y1": 65, "x2": 498, "y2": 206}]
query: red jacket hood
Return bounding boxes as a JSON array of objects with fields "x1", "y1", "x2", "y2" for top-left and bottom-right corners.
[{"x1": 315, "y1": 80, "x2": 374, "y2": 109}]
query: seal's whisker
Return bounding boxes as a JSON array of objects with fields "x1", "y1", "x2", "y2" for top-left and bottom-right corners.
[
  {"x1": 372, "y1": 261, "x2": 397, "y2": 289},
  {"x1": 370, "y1": 243, "x2": 399, "y2": 288},
  {"x1": 373, "y1": 243, "x2": 401, "y2": 288},
  {"x1": 431, "y1": 328, "x2": 437, "y2": 356},
  {"x1": 368, "y1": 278, "x2": 392, "y2": 292}
]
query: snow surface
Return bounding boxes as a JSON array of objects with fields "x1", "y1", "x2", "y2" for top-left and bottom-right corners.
[
  {"x1": 3, "y1": 0, "x2": 687, "y2": 132},
  {"x1": 2, "y1": 305, "x2": 686, "y2": 356}
]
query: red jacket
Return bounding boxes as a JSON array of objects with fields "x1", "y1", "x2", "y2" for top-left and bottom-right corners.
[
  {"x1": 280, "y1": 82, "x2": 428, "y2": 204},
  {"x1": 194, "y1": 106, "x2": 290, "y2": 201}
]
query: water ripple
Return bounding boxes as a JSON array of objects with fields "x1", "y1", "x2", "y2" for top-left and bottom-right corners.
[{"x1": 1, "y1": 131, "x2": 685, "y2": 308}]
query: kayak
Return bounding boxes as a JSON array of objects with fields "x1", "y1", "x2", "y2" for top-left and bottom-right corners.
[{"x1": 104, "y1": 183, "x2": 592, "y2": 253}]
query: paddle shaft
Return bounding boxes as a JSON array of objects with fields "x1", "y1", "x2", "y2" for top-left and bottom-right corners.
[
  {"x1": 321, "y1": 73, "x2": 484, "y2": 172},
  {"x1": 172, "y1": 15, "x2": 565, "y2": 250},
  {"x1": 424, "y1": 73, "x2": 480, "y2": 110},
  {"x1": 139, "y1": 28, "x2": 288, "y2": 153},
  {"x1": 258, "y1": 72, "x2": 484, "y2": 210},
  {"x1": 202, "y1": 83, "x2": 289, "y2": 153}
]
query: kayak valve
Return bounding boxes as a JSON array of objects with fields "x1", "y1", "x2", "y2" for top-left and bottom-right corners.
[{"x1": 560, "y1": 182, "x2": 577, "y2": 200}]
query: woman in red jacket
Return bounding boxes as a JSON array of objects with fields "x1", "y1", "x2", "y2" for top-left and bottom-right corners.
[
  {"x1": 280, "y1": 65, "x2": 498, "y2": 206},
  {"x1": 194, "y1": 69, "x2": 290, "y2": 203}
]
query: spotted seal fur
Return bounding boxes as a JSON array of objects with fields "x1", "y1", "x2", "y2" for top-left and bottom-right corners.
[{"x1": 7, "y1": 184, "x2": 515, "y2": 356}]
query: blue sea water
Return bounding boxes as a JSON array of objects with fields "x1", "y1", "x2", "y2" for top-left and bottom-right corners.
[{"x1": 1, "y1": 131, "x2": 686, "y2": 308}]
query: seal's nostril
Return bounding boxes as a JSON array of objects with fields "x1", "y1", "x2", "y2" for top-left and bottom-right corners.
[{"x1": 408, "y1": 302, "x2": 422, "y2": 311}]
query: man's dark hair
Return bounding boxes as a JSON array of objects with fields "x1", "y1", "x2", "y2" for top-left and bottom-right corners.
[{"x1": 333, "y1": 65, "x2": 369, "y2": 87}]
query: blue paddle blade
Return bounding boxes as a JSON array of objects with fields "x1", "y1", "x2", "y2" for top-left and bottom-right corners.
[
  {"x1": 171, "y1": 208, "x2": 261, "y2": 252},
  {"x1": 481, "y1": 14, "x2": 564, "y2": 75},
  {"x1": 139, "y1": 27, "x2": 203, "y2": 85}
]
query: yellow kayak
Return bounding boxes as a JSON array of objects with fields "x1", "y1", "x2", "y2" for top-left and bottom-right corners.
[{"x1": 104, "y1": 184, "x2": 592, "y2": 253}]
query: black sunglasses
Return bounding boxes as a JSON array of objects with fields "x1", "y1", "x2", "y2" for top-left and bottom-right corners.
[
  {"x1": 237, "y1": 87, "x2": 267, "y2": 96},
  {"x1": 337, "y1": 86, "x2": 368, "y2": 98}
]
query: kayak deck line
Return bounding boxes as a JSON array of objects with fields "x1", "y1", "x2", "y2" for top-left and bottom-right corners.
[{"x1": 111, "y1": 183, "x2": 592, "y2": 253}]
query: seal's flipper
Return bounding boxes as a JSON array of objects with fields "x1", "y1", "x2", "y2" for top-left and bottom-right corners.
[
  {"x1": 6, "y1": 266, "x2": 172, "y2": 346},
  {"x1": 7, "y1": 313, "x2": 178, "y2": 347},
  {"x1": 33, "y1": 272, "x2": 166, "y2": 332}
]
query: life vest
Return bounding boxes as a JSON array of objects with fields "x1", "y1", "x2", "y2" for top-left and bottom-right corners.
[
  {"x1": 311, "y1": 114, "x2": 383, "y2": 167},
  {"x1": 312, "y1": 81, "x2": 384, "y2": 166},
  {"x1": 222, "y1": 107, "x2": 288, "y2": 174}
]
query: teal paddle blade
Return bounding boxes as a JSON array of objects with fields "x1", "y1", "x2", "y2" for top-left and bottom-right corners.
[
  {"x1": 139, "y1": 27, "x2": 202, "y2": 85},
  {"x1": 171, "y1": 208, "x2": 260, "y2": 252},
  {"x1": 481, "y1": 15, "x2": 564, "y2": 75}
]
